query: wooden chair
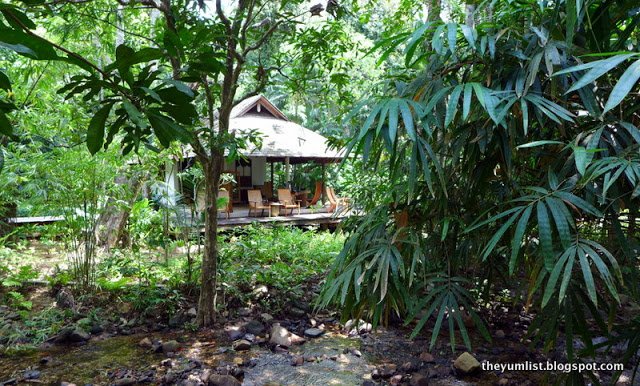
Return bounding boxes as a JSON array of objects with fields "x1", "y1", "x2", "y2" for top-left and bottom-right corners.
[
  {"x1": 309, "y1": 181, "x2": 323, "y2": 206},
  {"x1": 325, "y1": 186, "x2": 350, "y2": 213},
  {"x1": 277, "y1": 188, "x2": 301, "y2": 215},
  {"x1": 261, "y1": 181, "x2": 273, "y2": 200},
  {"x1": 247, "y1": 189, "x2": 269, "y2": 217},
  {"x1": 196, "y1": 186, "x2": 233, "y2": 218}
]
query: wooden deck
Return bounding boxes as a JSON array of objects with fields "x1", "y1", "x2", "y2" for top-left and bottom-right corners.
[
  {"x1": 217, "y1": 209, "x2": 347, "y2": 230},
  {"x1": 6, "y1": 208, "x2": 349, "y2": 230},
  {"x1": 6, "y1": 216, "x2": 65, "y2": 225}
]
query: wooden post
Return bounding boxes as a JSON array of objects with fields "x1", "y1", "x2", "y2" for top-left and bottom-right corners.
[
  {"x1": 270, "y1": 161, "x2": 274, "y2": 191},
  {"x1": 285, "y1": 156, "x2": 290, "y2": 189},
  {"x1": 321, "y1": 162, "x2": 326, "y2": 204}
]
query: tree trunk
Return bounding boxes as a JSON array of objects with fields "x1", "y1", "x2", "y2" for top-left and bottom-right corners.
[
  {"x1": 96, "y1": 174, "x2": 145, "y2": 250},
  {"x1": 196, "y1": 152, "x2": 224, "y2": 327}
]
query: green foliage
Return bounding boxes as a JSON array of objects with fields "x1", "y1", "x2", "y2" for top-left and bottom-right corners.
[
  {"x1": 322, "y1": 0, "x2": 640, "y2": 372},
  {"x1": 221, "y1": 226, "x2": 344, "y2": 300}
]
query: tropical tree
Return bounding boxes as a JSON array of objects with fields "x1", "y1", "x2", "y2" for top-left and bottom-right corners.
[
  {"x1": 0, "y1": 0, "x2": 346, "y2": 326},
  {"x1": 321, "y1": 0, "x2": 640, "y2": 380}
]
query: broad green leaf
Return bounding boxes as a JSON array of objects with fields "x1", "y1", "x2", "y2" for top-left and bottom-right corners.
[
  {"x1": 537, "y1": 201, "x2": 553, "y2": 269},
  {"x1": 554, "y1": 191, "x2": 602, "y2": 216},
  {"x1": 509, "y1": 205, "x2": 532, "y2": 274},
  {"x1": 573, "y1": 146, "x2": 588, "y2": 175},
  {"x1": 517, "y1": 140, "x2": 564, "y2": 149},
  {"x1": 404, "y1": 22, "x2": 430, "y2": 67},
  {"x1": 546, "y1": 198, "x2": 572, "y2": 248},
  {"x1": 0, "y1": 112, "x2": 12, "y2": 136},
  {"x1": 87, "y1": 103, "x2": 114, "y2": 155},
  {"x1": 566, "y1": 54, "x2": 636, "y2": 93},
  {"x1": 445, "y1": 85, "x2": 462, "y2": 127},
  {"x1": 542, "y1": 248, "x2": 572, "y2": 307},
  {"x1": 0, "y1": 70, "x2": 10, "y2": 91},
  {"x1": 399, "y1": 99, "x2": 415, "y2": 140},
  {"x1": 577, "y1": 247, "x2": 597, "y2": 306},
  {"x1": 619, "y1": 122, "x2": 640, "y2": 144},
  {"x1": 147, "y1": 111, "x2": 192, "y2": 147},
  {"x1": 481, "y1": 208, "x2": 522, "y2": 261},
  {"x1": 603, "y1": 59, "x2": 640, "y2": 114},
  {"x1": 463, "y1": 83, "x2": 472, "y2": 120},
  {"x1": 122, "y1": 101, "x2": 147, "y2": 129}
]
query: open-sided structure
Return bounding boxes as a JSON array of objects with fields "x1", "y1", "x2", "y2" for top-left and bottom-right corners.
[{"x1": 166, "y1": 95, "x2": 343, "y2": 206}]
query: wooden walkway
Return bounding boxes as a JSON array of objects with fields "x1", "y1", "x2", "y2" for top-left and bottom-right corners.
[
  {"x1": 217, "y1": 211, "x2": 346, "y2": 230},
  {"x1": 6, "y1": 216, "x2": 65, "y2": 225},
  {"x1": 6, "y1": 210, "x2": 349, "y2": 230}
]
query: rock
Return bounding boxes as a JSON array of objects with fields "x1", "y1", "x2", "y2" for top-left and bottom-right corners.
[
  {"x1": 89, "y1": 324, "x2": 104, "y2": 334},
  {"x1": 114, "y1": 377, "x2": 136, "y2": 386},
  {"x1": 139, "y1": 337, "x2": 153, "y2": 348},
  {"x1": 303, "y1": 328, "x2": 324, "y2": 338},
  {"x1": 54, "y1": 326, "x2": 89, "y2": 343},
  {"x1": 23, "y1": 370, "x2": 40, "y2": 379},
  {"x1": 419, "y1": 352, "x2": 435, "y2": 362},
  {"x1": 245, "y1": 320, "x2": 265, "y2": 335},
  {"x1": 208, "y1": 374, "x2": 241, "y2": 386},
  {"x1": 244, "y1": 333, "x2": 256, "y2": 342},
  {"x1": 497, "y1": 379, "x2": 509, "y2": 386},
  {"x1": 226, "y1": 326, "x2": 244, "y2": 341},
  {"x1": 260, "y1": 313, "x2": 274, "y2": 322},
  {"x1": 55, "y1": 288, "x2": 76, "y2": 311},
  {"x1": 402, "y1": 360, "x2": 419, "y2": 372},
  {"x1": 291, "y1": 355, "x2": 304, "y2": 366},
  {"x1": 116, "y1": 302, "x2": 132, "y2": 314},
  {"x1": 345, "y1": 319, "x2": 372, "y2": 335},
  {"x1": 169, "y1": 313, "x2": 186, "y2": 328},
  {"x1": 495, "y1": 330, "x2": 506, "y2": 339},
  {"x1": 350, "y1": 348, "x2": 362, "y2": 357},
  {"x1": 161, "y1": 358, "x2": 173, "y2": 367},
  {"x1": 390, "y1": 374, "x2": 403, "y2": 385},
  {"x1": 162, "y1": 340, "x2": 180, "y2": 354},
  {"x1": 410, "y1": 373, "x2": 430, "y2": 386},
  {"x1": 453, "y1": 352, "x2": 481, "y2": 374},
  {"x1": 289, "y1": 307, "x2": 306, "y2": 317},
  {"x1": 238, "y1": 307, "x2": 252, "y2": 317},
  {"x1": 60, "y1": 383, "x2": 77, "y2": 386},
  {"x1": 269, "y1": 324, "x2": 305, "y2": 347},
  {"x1": 233, "y1": 357, "x2": 244, "y2": 366},
  {"x1": 379, "y1": 364, "x2": 397, "y2": 378},
  {"x1": 187, "y1": 307, "x2": 198, "y2": 317},
  {"x1": 232, "y1": 339, "x2": 251, "y2": 351}
]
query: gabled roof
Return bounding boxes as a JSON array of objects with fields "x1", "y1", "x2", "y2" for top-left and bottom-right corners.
[
  {"x1": 229, "y1": 95, "x2": 343, "y2": 163},
  {"x1": 231, "y1": 95, "x2": 289, "y2": 121}
]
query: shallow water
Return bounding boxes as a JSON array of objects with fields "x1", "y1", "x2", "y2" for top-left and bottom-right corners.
[{"x1": 0, "y1": 334, "x2": 158, "y2": 384}]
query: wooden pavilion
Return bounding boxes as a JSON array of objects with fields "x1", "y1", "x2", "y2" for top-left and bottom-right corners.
[{"x1": 166, "y1": 95, "x2": 344, "y2": 208}]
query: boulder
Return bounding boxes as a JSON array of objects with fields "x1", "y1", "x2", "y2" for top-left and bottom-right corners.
[
  {"x1": 208, "y1": 374, "x2": 241, "y2": 386},
  {"x1": 419, "y1": 352, "x2": 435, "y2": 362},
  {"x1": 138, "y1": 337, "x2": 153, "y2": 349},
  {"x1": 269, "y1": 324, "x2": 305, "y2": 347},
  {"x1": 232, "y1": 339, "x2": 251, "y2": 351},
  {"x1": 303, "y1": 328, "x2": 324, "y2": 338},
  {"x1": 245, "y1": 320, "x2": 265, "y2": 335},
  {"x1": 162, "y1": 340, "x2": 180, "y2": 354},
  {"x1": 453, "y1": 352, "x2": 480, "y2": 374},
  {"x1": 54, "y1": 326, "x2": 89, "y2": 343}
]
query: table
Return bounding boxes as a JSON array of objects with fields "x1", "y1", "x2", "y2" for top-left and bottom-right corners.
[
  {"x1": 294, "y1": 191, "x2": 310, "y2": 207},
  {"x1": 269, "y1": 203, "x2": 283, "y2": 217}
]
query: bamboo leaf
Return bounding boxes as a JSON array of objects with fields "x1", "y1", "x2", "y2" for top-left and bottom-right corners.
[
  {"x1": 509, "y1": 205, "x2": 533, "y2": 274},
  {"x1": 602, "y1": 59, "x2": 640, "y2": 114},
  {"x1": 537, "y1": 201, "x2": 554, "y2": 269},
  {"x1": 566, "y1": 54, "x2": 636, "y2": 93}
]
